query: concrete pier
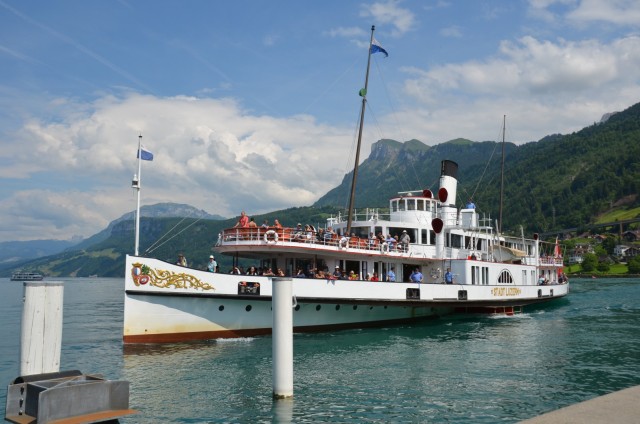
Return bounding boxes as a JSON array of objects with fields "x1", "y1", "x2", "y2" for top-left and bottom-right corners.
[{"x1": 519, "y1": 385, "x2": 640, "y2": 423}]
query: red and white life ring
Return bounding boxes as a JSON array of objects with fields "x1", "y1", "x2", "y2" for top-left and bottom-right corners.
[{"x1": 264, "y1": 230, "x2": 279, "y2": 244}]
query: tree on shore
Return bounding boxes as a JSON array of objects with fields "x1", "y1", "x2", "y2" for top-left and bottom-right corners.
[{"x1": 629, "y1": 256, "x2": 640, "y2": 274}]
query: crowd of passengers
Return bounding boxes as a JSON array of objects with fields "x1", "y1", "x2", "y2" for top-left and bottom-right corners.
[
  {"x1": 230, "y1": 211, "x2": 412, "y2": 252},
  {"x1": 225, "y1": 264, "x2": 394, "y2": 281}
]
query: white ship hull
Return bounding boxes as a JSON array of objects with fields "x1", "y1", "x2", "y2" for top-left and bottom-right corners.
[{"x1": 123, "y1": 255, "x2": 568, "y2": 343}]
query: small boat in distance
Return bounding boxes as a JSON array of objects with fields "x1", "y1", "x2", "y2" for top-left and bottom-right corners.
[{"x1": 10, "y1": 271, "x2": 44, "y2": 281}]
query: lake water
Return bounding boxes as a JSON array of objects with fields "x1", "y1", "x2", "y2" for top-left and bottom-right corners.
[{"x1": 1, "y1": 277, "x2": 639, "y2": 423}]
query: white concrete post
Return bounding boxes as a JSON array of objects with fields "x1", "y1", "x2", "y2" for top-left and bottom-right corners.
[
  {"x1": 20, "y1": 281, "x2": 64, "y2": 376},
  {"x1": 272, "y1": 277, "x2": 293, "y2": 399}
]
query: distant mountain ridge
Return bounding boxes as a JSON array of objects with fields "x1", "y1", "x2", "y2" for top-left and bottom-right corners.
[
  {"x1": 0, "y1": 239, "x2": 80, "y2": 266},
  {"x1": 72, "y1": 203, "x2": 225, "y2": 251},
  {"x1": 1, "y1": 203, "x2": 225, "y2": 269}
]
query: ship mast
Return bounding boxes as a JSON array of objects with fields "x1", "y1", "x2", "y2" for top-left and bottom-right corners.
[
  {"x1": 346, "y1": 25, "x2": 376, "y2": 235},
  {"x1": 133, "y1": 135, "x2": 143, "y2": 256},
  {"x1": 498, "y1": 115, "x2": 506, "y2": 234}
]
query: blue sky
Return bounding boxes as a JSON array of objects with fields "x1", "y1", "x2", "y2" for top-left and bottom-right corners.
[{"x1": 1, "y1": 0, "x2": 639, "y2": 241}]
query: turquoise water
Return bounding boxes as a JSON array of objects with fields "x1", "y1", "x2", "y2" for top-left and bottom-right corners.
[{"x1": 1, "y1": 278, "x2": 639, "y2": 423}]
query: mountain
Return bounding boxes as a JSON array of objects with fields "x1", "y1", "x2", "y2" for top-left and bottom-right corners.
[
  {"x1": 314, "y1": 138, "x2": 516, "y2": 209},
  {"x1": 72, "y1": 203, "x2": 225, "y2": 251},
  {"x1": 0, "y1": 239, "x2": 81, "y2": 266},
  {"x1": 316, "y1": 102, "x2": 640, "y2": 235},
  {"x1": 0, "y1": 203, "x2": 227, "y2": 277}
]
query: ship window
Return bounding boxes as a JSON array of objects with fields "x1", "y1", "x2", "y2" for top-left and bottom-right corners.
[
  {"x1": 451, "y1": 234, "x2": 462, "y2": 248},
  {"x1": 392, "y1": 200, "x2": 398, "y2": 212},
  {"x1": 398, "y1": 200, "x2": 406, "y2": 211},
  {"x1": 407, "y1": 199, "x2": 415, "y2": 210},
  {"x1": 417, "y1": 199, "x2": 424, "y2": 211},
  {"x1": 498, "y1": 270, "x2": 514, "y2": 284}
]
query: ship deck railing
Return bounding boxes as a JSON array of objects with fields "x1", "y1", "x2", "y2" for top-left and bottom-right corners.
[{"x1": 218, "y1": 227, "x2": 411, "y2": 254}]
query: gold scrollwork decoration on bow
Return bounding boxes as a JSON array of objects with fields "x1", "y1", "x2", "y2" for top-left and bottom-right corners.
[{"x1": 131, "y1": 262, "x2": 215, "y2": 291}]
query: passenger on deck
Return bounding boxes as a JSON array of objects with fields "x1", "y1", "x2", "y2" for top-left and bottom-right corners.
[
  {"x1": 247, "y1": 266, "x2": 258, "y2": 276},
  {"x1": 386, "y1": 234, "x2": 396, "y2": 251},
  {"x1": 368, "y1": 232, "x2": 377, "y2": 249},
  {"x1": 371, "y1": 272, "x2": 380, "y2": 282},
  {"x1": 295, "y1": 268, "x2": 306, "y2": 278},
  {"x1": 410, "y1": 268, "x2": 424, "y2": 283},
  {"x1": 466, "y1": 200, "x2": 476, "y2": 209},
  {"x1": 387, "y1": 267, "x2": 396, "y2": 282},
  {"x1": 324, "y1": 227, "x2": 335, "y2": 244},
  {"x1": 176, "y1": 253, "x2": 187, "y2": 267},
  {"x1": 399, "y1": 230, "x2": 411, "y2": 252},
  {"x1": 292, "y1": 223, "x2": 304, "y2": 241},
  {"x1": 316, "y1": 228, "x2": 325, "y2": 243},
  {"x1": 234, "y1": 211, "x2": 249, "y2": 228},
  {"x1": 305, "y1": 224, "x2": 314, "y2": 241},
  {"x1": 263, "y1": 268, "x2": 275, "y2": 276},
  {"x1": 276, "y1": 268, "x2": 285, "y2": 277},
  {"x1": 207, "y1": 255, "x2": 217, "y2": 272},
  {"x1": 248, "y1": 218, "x2": 258, "y2": 228},
  {"x1": 332, "y1": 266, "x2": 342, "y2": 279},
  {"x1": 273, "y1": 218, "x2": 283, "y2": 229},
  {"x1": 444, "y1": 268, "x2": 453, "y2": 284},
  {"x1": 261, "y1": 220, "x2": 269, "y2": 229},
  {"x1": 348, "y1": 270, "x2": 358, "y2": 280}
]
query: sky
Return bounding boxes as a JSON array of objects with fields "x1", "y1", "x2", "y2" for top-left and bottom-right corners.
[{"x1": 1, "y1": 0, "x2": 639, "y2": 242}]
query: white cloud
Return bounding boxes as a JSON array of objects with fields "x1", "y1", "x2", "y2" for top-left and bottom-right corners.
[
  {"x1": 360, "y1": 0, "x2": 416, "y2": 37},
  {"x1": 391, "y1": 34, "x2": 640, "y2": 143},
  {"x1": 440, "y1": 25, "x2": 462, "y2": 38},
  {"x1": 0, "y1": 94, "x2": 356, "y2": 240},
  {"x1": 528, "y1": 0, "x2": 640, "y2": 26}
]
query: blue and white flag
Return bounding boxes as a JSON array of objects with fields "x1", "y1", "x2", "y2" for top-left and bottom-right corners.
[
  {"x1": 370, "y1": 38, "x2": 388, "y2": 57},
  {"x1": 137, "y1": 146, "x2": 154, "y2": 161}
]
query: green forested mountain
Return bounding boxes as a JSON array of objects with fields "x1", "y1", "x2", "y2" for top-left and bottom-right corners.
[
  {"x1": 316, "y1": 102, "x2": 640, "y2": 235},
  {"x1": 5, "y1": 102, "x2": 640, "y2": 277}
]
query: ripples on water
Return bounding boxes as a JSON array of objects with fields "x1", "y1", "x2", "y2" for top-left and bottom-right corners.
[{"x1": 1, "y1": 278, "x2": 639, "y2": 423}]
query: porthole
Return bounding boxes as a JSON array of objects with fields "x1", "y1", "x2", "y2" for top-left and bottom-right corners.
[
  {"x1": 218, "y1": 305, "x2": 224, "y2": 311},
  {"x1": 316, "y1": 305, "x2": 321, "y2": 311},
  {"x1": 295, "y1": 305, "x2": 300, "y2": 311},
  {"x1": 335, "y1": 305, "x2": 341, "y2": 310},
  {"x1": 353, "y1": 305, "x2": 358, "y2": 310},
  {"x1": 245, "y1": 305, "x2": 252, "y2": 312},
  {"x1": 384, "y1": 305, "x2": 388, "y2": 309},
  {"x1": 369, "y1": 306, "x2": 373, "y2": 310}
]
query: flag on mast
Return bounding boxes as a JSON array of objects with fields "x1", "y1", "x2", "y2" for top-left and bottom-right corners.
[
  {"x1": 137, "y1": 145, "x2": 154, "y2": 161},
  {"x1": 370, "y1": 38, "x2": 388, "y2": 57}
]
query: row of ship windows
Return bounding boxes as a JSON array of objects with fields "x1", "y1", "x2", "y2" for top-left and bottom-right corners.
[{"x1": 218, "y1": 304, "x2": 392, "y2": 312}]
